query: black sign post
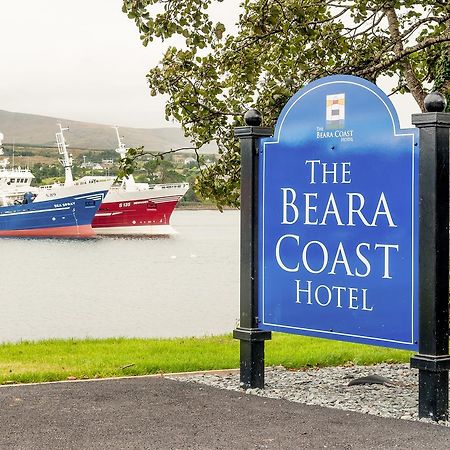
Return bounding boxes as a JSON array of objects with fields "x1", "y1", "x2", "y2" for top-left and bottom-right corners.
[
  {"x1": 233, "y1": 109, "x2": 273, "y2": 389},
  {"x1": 410, "y1": 92, "x2": 450, "y2": 421}
]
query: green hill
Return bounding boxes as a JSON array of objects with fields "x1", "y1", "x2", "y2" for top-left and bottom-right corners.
[{"x1": 0, "y1": 109, "x2": 215, "y2": 153}]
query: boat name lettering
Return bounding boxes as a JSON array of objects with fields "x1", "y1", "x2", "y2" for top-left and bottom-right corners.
[
  {"x1": 54, "y1": 202, "x2": 75, "y2": 208},
  {"x1": 119, "y1": 202, "x2": 131, "y2": 208}
]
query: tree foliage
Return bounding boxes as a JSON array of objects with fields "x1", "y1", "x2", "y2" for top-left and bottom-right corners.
[{"x1": 123, "y1": 0, "x2": 450, "y2": 208}]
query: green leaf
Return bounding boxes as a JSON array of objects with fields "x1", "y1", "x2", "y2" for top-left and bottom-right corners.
[{"x1": 123, "y1": 0, "x2": 447, "y2": 207}]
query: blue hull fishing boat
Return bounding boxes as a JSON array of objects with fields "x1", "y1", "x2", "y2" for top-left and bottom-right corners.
[
  {"x1": 0, "y1": 184, "x2": 111, "y2": 237},
  {"x1": 0, "y1": 127, "x2": 112, "y2": 237}
]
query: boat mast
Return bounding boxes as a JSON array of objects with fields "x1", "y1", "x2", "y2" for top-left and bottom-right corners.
[
  {"x1": 113, "y1": 126, "x2": 127, "y2": 160},
  {"x1": 56, "y1": 124, "x2": 74, "y2": 186},
  {"x1": 113, "y1": 126, "x2": 135, "y2": 186}
]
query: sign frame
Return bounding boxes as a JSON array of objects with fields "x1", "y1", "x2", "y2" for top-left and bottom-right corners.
[{"x1": 257, "y1": 75, "x2": 419, "y2": 350}]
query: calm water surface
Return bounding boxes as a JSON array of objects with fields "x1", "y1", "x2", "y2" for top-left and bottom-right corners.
[{"x1": 0, "y1": 210, "x2": 239, "y2": 342}]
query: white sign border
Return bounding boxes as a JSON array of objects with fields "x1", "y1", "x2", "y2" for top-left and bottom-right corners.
[{"x1": 260, "y1": 80, "x2": 417, "y2": 347}]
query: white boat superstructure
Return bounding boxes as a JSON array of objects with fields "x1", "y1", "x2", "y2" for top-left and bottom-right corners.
[
  {"x1": 0, "y1": 161, "x2": 35, "y2": 190},
  {"x1": 0, "y1": 132, "x2": 36, "y2": 206},
  {"x1": 0, "y1": 127, "x2": 114, "y2": 209}
]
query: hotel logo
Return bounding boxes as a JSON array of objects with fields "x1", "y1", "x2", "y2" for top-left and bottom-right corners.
[{"x1": 326, "y1": 94, "x2": 345, "y2": 129}]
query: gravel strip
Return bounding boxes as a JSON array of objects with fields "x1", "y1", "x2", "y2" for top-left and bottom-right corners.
[{"x1": 168, "y1": 364, "x2": 450, "y2": 427}]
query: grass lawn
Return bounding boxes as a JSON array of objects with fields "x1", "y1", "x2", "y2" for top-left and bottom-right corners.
[{"x1": 0, "y1": 333, "x2": 411, "y2": 385}]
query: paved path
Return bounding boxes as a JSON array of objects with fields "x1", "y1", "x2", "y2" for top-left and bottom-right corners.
[{"x1": 0, "y1": 376, "x2": 449, "y2": 449}]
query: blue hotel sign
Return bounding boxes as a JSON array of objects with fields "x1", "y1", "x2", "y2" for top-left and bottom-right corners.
[{"x1": 258, "y1": 75, "x2": 419, "y2": 350}]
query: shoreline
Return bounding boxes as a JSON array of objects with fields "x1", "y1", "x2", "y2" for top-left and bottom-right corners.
[{"x1": 176, "y1": 202, "x2": 238, "y2": 211}]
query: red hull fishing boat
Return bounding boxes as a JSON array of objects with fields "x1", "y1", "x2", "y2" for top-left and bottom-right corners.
[{"x1": 80, "y1": 128, "x2": 189, "y2": 235}]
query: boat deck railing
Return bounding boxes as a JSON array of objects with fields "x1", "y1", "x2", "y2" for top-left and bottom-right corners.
[
  {"x1": 0, "y1": 167, "x2": 34, "y2": 175},
  {"x1": 147, "y1": 182, "x2": 189, "y2": 190},
  {"x1": 39, "y1": 178, "x2": 111, "y2": 190}
]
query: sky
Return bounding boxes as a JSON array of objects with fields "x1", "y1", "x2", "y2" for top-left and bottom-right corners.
[
  {"x1": 0, "y1": 0, "x2": 240, "y2": 129},
  {"x1": 0, "y1": 0, "x2": 419, "y2": 130}
]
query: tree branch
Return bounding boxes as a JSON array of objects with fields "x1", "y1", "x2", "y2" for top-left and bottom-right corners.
[
  {"x1": 383, "y1": 6, "x2": 426, "y2": 110},
  {"x1": 356, "y1": 33, "x2": 450, "y2": 80}
]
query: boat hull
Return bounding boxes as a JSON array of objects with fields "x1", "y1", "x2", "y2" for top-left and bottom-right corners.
[
  {"x1": 0, "y1": 224, "x2": 94, "y2": 237},
  {"x1": 92, "y1": 184, "x2": 188, "y2": 235},
  {"x1": 0, "y1": 189, "x2": 108, "y2": 237}
]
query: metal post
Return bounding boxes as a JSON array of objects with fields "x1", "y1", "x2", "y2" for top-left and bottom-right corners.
[
  {"x1": 233, "y1": 109, "x2": 273, "y2": 389},
  {"x1": 410, "y1": 92, "x2": 450, "y2": 421}
]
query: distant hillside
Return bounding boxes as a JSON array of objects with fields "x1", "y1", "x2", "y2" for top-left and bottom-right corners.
[{"x1": 0, "y1": 109, "x2": 216, "y2": 153}]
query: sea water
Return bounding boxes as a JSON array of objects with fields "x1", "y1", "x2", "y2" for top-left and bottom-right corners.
[{"x1": 0, "y1": 210, "x2": 239, "y2": 343}]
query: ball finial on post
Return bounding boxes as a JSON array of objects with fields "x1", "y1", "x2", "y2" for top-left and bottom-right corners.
[
  {"x1": 244, "y1": 108, "x2": 262, "y2": 126},
  {"x1": 424, "y1": 92, "x2": 447, "y2": 112}
]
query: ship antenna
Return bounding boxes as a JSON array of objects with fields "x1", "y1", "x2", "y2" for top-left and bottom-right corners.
[
  {"x1": 112, "y1": 126, "x2": 135, "y2": 186},
  {"x1": 56, "y1": 123, "x2": 74, "y2": 186},
  {"x1": 113, "y1": 126, "x2": 127, "y2": 160}
]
